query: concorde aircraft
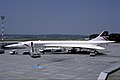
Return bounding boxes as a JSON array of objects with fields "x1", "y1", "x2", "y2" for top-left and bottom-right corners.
[{"x1": 6, "y1": 31, "x2": 115, "y2": 56}]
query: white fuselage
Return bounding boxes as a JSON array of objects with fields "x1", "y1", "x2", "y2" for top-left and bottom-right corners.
[{"x1": 7, "y1": 40, "x2": 114, "y2": 49}]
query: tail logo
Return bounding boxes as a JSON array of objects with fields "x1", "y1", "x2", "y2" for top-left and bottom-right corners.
[{"x1": 102, "y1": 36, "x2": 109, "y2": 41}]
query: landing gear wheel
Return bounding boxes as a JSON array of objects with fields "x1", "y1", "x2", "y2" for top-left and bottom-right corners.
[
  {"x1": 94, "y1": 51, "x2": 98, "y2": 55},
  {"x1": 90, "y1": 50, "x2": 96, "y2": 57}
]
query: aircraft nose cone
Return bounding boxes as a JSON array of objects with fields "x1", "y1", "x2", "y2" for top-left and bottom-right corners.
[
  {"x1": 6, "y1": 44, "x2": 20, "y2": 48},
  {"x1": 5, "y1": 44, "x2": 26, "y2": 49}
]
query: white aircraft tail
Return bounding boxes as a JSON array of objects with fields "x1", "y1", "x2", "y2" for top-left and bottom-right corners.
[{"x1": 90, "y1": 31, "x2": 109, "y2": 41}]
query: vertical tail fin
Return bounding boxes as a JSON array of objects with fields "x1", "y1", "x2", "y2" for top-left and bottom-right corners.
[{"x1": 90, "y1": 31, "x2": 109, "y2": 41}]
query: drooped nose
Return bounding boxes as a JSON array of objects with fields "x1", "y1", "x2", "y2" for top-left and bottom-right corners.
[{"x1": 5, "y1": 44, "x2": 26, "y2": 49}]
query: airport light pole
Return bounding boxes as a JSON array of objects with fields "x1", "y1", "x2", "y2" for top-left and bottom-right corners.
[{"x1": 0, "y1": 16, "x2": 5, "y2": 50}]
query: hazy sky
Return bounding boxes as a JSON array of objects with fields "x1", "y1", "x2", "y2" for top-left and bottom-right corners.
[{"x1": 0, "y1": 0, "x2": 120, "y2": 35}]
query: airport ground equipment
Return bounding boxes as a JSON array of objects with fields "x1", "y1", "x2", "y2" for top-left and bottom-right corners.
[
  {"x1": 23, "y1": 51, "x2": 30, "y2": 55},
  {"x1": 0, "y1": 49, "x2": 4, "y2": 54},
  {"x1": 30, "y1": 42, "x2": 41, "y2": 58},
  {"x1": 0, "y1": 43, "x2": 5, "y2": 54},
  {"x1": 30, "y1": 54, "x2": 41, "y2": 58},
  {"x1": 9, "y1": 50, "x2": 18, "y2": 55}
]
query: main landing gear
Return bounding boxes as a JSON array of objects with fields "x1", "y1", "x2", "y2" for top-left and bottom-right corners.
[{"x1": 90, "y1": 50, "x2": 98, "y2": 57}]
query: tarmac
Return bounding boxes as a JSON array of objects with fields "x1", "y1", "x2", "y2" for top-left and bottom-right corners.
[{"x1": 0, "y1": 43, "x2": 120, "y2": 80}]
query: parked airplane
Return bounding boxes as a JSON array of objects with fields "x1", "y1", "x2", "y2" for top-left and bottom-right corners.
[{"x1": 5, "y1": 31, "x2": 115, "y2": 56}]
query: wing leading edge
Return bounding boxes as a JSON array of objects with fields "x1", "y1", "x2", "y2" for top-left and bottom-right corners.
[{"x1": 43, "y1": 44, "x2": 105, "y2": 50}]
